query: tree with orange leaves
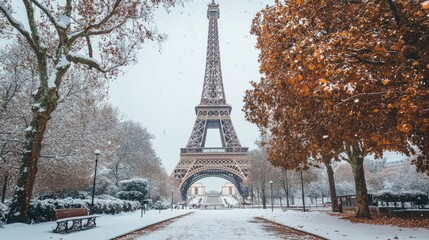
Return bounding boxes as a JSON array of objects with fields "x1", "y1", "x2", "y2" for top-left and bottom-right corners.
[{"x1": 244, "y1": 0, "x2": 428, "y2": 218}]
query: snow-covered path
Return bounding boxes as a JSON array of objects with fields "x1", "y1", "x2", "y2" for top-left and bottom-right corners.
[
  {"x1": 137, "y1": 209, "x2": 288, "y2": 240},
  {"x1": 1, "y1": 208, "x2": 429, "y2": 239}
]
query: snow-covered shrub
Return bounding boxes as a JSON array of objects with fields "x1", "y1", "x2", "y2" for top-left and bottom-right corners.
[
  {"x1": 0, "y1": 203, "x2": 8, "y2": 227},
  {"x1": 407, "y1": 191, "x2": 429, "y2": 207},
  {"x1": 375, "y1": 190, "x2": 398, "y2": 203},
  {"x1": 118, "y1": 178, "x2": 148, "y2": 192},
  {"x1": 97, "y1": 194, "x2": 120, "y2": 200},
  {"x1": 37, "y1": 190, "x2": 91, "y2": 200},
  {"x1": 116, "y1": 190, "x2": 145, "y2": 201},
  {"x1": 28, "y1": 196, "x2": 140, "y2": 223},
  {"x1": 375, "y1": 190, "x2": 429, "y2": 208},
  {"x1": 90, "y1": 198, "x2": 140, "y2": 215},
  {"x1": 153, "y1": 197, "x2": 169, "y2": 210},
  {"x1": 95, "y1": 170, "x2": 118, "y2": 195},
  {"x1": 28, "y1": 197, "x2": 87, "y2": 223},
  {"x1": 115, "y1": 178, "x2": 147, "y2": 201}
]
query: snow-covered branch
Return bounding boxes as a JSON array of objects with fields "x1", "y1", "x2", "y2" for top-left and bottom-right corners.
[
  {"x1": 22, "y1": 0, "x2": 45, "y2": 51},
  {"x1": 67, "y1": 52, "x2": 105, "y2": 72},
  {"x1": 30, "y1": 0, "x2": 70, "y2": 30},
  {"x1": 47, "y1": 54, "x2": 71, "y2": 89},
  {"x1": 0, "y1": 1, "x2": 36, "y2": 50}
]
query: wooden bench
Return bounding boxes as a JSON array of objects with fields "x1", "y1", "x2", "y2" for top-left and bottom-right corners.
[{"x1": 53, "y1": 208, "x2": 100, "y2": 233}]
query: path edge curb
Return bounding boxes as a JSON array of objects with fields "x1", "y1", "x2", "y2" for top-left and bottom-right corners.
[
  {"x1": 111, "y1": 211, "x2": 195, "y2": 239},
  {"x1": 259, "y1": 217, "x2": 330, "y2": 240}
]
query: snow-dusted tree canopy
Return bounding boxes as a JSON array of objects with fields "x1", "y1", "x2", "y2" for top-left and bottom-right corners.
[{"x1": 0, "y1": 0, "x2": 180, "y2": 223}]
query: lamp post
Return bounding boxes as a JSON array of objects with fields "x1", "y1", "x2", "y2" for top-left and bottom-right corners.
[
  {"x1": 300, "y1": 165, "x2": 306, "y2": 212},
  {"x1": 91, "y1": 150, "x2": 100, "y2": 208},
  {"x1": 269, "y1": 180, "x2": 273, "y2": 212},
  {"x1": 171, "y1": 190, "x2": 174, "y2": 211},
  {"x1": 250, "y1": 186, "x2": 253, "y2": 209}
]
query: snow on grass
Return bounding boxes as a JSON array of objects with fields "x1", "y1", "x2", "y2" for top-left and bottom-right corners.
[
  {"x1": 189, "y1": 196, "x2": 202, "y2": 205},
  {"x1": 0, "y1": 209, "x2": 194, "y2": 240},
  {"x1": 221, "y1": 195, "x2": 239, "y2": 206},
  {"x1": 1, "y1": 209, "x2": 429, "y2": 240},
  {"x1": 269, "y1": 210, "x2": 429, "y2": 240}
]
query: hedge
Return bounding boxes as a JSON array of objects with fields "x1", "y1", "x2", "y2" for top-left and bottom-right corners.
[
  {"x1": 28, "y1": 196, "x2": 140, "y2": 223},
  {"x1": 375, "y1": 190, "x2": 429, "y2": 208}
]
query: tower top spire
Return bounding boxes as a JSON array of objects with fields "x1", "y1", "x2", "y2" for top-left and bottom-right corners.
[
  {"x1": 207, "y1": 0, "x2": 219, "y2": 19},
  {"x1": 201, "y1": 1, "x2": 224, "y2": 105}
]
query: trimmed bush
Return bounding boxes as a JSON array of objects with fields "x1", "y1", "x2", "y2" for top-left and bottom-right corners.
[
  {"x1": 116, "y1": 190, "x2": 145, "y2": 201},
  {"x1": 153, "y1": 198, "x2": 169, "y2": 210},
  {"x1": 375, "y1": 190, "x2": 429, "y2": 208},
  {"x1": 115, "y1": 178, "x2": 147, "y2": 201},
  {"x1": 411, "y1": 192, "x2": 429, "y2": 207},
  {"x1": 37, "y1": 190, "x2": 91, "y2": 200},
  {"x1": 375, "y1": 190, "x2": 398, "y2": 203},
  {"x1": 28, "y1": 196, "x2": 140, "y2": 223}
]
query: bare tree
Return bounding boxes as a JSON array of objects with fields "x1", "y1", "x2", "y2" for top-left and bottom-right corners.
[
  {"x1": 0, "y1": 0, "x2": 178, "y2": 223},
  {"x1": 248, "y1": 148, "x2": 276, "y2": 209},
  {"x1": 0, "y1": 41, "x2": 38, "y2": 203}
]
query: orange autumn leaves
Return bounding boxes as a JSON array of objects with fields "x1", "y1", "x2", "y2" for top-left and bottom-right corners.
[{"x1": 244, "y1": 0, "x2": 428, "y2": 173}]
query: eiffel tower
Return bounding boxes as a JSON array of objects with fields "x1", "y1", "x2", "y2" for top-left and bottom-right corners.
[{"x1": 173, "y1": 1, "x2": 249, "y2": 200}]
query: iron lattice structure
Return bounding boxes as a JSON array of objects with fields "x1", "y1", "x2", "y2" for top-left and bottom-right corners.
[{"x1": 173, "y1": 1, "x2": 249, "y2": 200}]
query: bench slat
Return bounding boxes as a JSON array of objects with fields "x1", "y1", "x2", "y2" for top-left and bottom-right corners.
[{"x1": 55, "y1": 208, "x2": 89, "y2": 220}]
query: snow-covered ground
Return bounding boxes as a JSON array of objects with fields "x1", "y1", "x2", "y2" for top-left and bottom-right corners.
[
  {"x1": 0, "y1": 209, "x2": 194, "y2": 240},
  {"x1": 221, "y1": 195, "x2": 239, "y2": 206},
  {"x1": 1, "y1": 209, "x2": 429, "y2": 239},
  {"x1": 189, "y1": 196, "x2": 203, "y2": 205}
]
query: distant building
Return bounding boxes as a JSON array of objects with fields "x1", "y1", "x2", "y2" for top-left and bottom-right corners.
[
  {"x1": 188, "y1": 182, "x2": 206, "y2": 197},
  {"x1": 221, "y1": 182, "x2": 238, "y2": 196}
]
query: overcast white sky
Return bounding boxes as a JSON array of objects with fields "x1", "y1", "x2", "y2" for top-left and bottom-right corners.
[{"x1": 109, "y1": 0, "x2": 274, "y2": 189}]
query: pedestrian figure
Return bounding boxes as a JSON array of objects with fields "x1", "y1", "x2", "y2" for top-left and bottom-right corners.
[{"x1": 141, "y1": 203, "x2": 146, "y2": 218}]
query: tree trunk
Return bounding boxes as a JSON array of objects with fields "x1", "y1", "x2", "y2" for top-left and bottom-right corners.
[
  {"x1": 7, "y1": 52, "x2": 66, "y2": 223},
  {"x1": 7, "y1": 105, "x2": 56, "y2": 223},
  {"x1": 347, "y1": 143, "x2": 371, "y2": 219},
  {"x1": 1, "y1": 175, "x2": 8, "y2": 203},
  {"x1": 282, "y1": 170, "x2": 290, "y2": 207},
  {"x1": 261, "y1": 185, "x2": 267, "y2": 209},
  {"x1": 257, "y1": 193, "x2": 260, "y2": 209},
  {"x1": 291, "y1": 193, "x2": 295, "y2": 205},
  {"x1": 323, "y1": 156, "x2": 339, "y2": 212}
]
